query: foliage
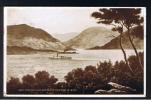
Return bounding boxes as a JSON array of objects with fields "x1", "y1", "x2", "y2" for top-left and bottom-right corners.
[
  {"x1": 112, "y1": 52, "x2": 144, "y2": 93},
  {"x1": 97, "y1": 61, "x2": 113, "y2": 83},
  {"x1": 91, "y1": 8, "x2": 143, "y2": 28},
  {"x1": 7, "y1": 77, "x2": 22, "y2": 94},
  {"x1": 131, "y1": 25, "x2": 144, "y2": 39},
  {"x1": 64, "y1": 66, "x2": 108, "y2": 94},
  {"x1": 92, "y1": 8, "x2": 144, "y2": 71},
  {"x1": 7, "y1": 71, "x2": 58, "y2": 94}
]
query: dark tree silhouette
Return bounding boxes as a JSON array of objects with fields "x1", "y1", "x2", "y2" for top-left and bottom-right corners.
[
  {"x1": 7, "y1": 77, "x2": 22, "y2": 94},
  {"x1": 97, "y1": 61, "x2": 113, "y2": 83},
  {"x1": 112, "y1": 52, "x2": 144, "y2": 93},
  {"x1": 91, "y1": 8, "x2": 134, "y2": 73},
  {"x1": 64, "y1": 66, "x2": 109, "y2": 94},
  {"x1": 34, "y1": 70, "x2": 58, "y2": 91},
  {"x1": 22, "y1": 74, "x2": 35, "y2": 88},
  {"x1": 131, "y1": 25, "x2": 144, "y2": 39},
  {"x1": 112, "y1": 8, "x2": 144, "y2": 70},
  {"x1": 35, "y1": 71, "x2": 50, "y2": 89}
]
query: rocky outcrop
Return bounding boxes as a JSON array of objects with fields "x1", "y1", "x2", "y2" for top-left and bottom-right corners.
[
  {"x1": 95, "y1": 82, "x2": 136, "y2": 94},
  {"x1": 108, "y1": 82, "x2": 136, "y2": 93}
]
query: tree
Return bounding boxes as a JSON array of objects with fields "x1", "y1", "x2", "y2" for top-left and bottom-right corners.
[
  {"x1": 97, "y1": 61, "x2": 113, "y2": 83},
  {"x1": 131, "y1": 25, "x2": 144, "y2": 39},
  {"x1": 22, "y1": 74, "x2": 35, "y2": 88},
  {"x1": 112, "y1": 8, "x2": 143, "y2": 70},
  {"x1": 112, "y1": 52, "x2": 144, "y2": 93},
  {"x1": 64, "y1": 66, "x2": 108, "y2": 94},
  {"x1": 34, "y1": 71, "x2": 58, "y2": 94},
  {"x1": 91, "y1": 8, "x2": 134, "y2": 73},
  {"x1": 35, "y1": 71, "x2": 50, "y2": 89},
  {"x1": 7, "y1": 77, "x2": 22, "y2": 94},
  {"x1": 34, "y1": 70, "x2": 58, "y2": 93}
]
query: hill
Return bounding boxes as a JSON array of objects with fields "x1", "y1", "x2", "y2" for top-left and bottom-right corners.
[
  {"x1": 7, "y1": 24, "x2": 66, "y2": 54},
  {"x1": 64, "y1": 27, "x2": 119, "y2": 49},
  {"x1": 89, "y1": 26, "x2": 144, "y2": 49}
]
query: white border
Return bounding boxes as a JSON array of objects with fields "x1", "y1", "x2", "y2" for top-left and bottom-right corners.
[{"x1": 3, "y1": 7, "x2": 146, "y2": 98}]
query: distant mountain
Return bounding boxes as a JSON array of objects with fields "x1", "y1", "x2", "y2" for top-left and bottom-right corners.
[
  {"x1": 64, "y1": 27, "x2": 119, "y2": 49},
  {"x1": 7, "y1": 24, "x2": 66, "y2": 54},
  {"x1": 52, "y1": 32, "x2": 79, "y2": 42},
  {"x1": 89, "y1": 26, "x2": 144, "y2": 49}
]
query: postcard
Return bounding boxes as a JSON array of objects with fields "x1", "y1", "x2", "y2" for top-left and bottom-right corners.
[{"x1": 3, "y1": 7, "x2": 146, "y2": 97}]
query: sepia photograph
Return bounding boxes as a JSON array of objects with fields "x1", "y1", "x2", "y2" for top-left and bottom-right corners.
[{"x1": 4, "y1": 7, "x2": 146, "y2": 97}]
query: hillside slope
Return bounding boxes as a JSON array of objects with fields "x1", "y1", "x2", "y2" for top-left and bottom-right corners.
[
  {"x1": 7, "y1": 24, "x2": 66, "y2": 53},
  {"x1": 90, "y1": 26, "x2": 144, "y2": 49},
  {"x1": 64, "y1": 27, "x2": 119, "y2": 49}
]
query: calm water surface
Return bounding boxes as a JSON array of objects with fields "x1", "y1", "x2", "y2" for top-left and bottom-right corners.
[{"x1": 7, "y1": 49, "x2": 143, "y2": 82}]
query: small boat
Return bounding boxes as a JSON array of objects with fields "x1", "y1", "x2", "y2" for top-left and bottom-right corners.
[{"x1": 49, "y1": 52, "x2": 72, "y2": 60}]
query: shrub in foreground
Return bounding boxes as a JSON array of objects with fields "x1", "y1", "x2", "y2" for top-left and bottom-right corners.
[{"x1": 7, "y1": 71, "x2": 58, "y2": 94}]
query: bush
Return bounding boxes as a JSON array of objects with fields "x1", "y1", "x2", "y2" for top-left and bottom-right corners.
[
  {"x1": 112, "y1": 52, "x2": 144, "y2": 93},
  {"x1": 97, "y1": 60, "x2": 113, "y2": 83},
  {"x1": 7, "y1": 77, "x2": 22, "y2": 94},
  {"x1": 7, "y1": 71, "x2": 58, "y2": 94},
  {"x1": 64, "y1": 65, "x2": 112, "y2": 94}
]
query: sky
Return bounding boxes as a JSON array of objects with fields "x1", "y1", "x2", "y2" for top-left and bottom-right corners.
[{"x1": 5, "y1": 7, "x2": 145, "y2": 34}]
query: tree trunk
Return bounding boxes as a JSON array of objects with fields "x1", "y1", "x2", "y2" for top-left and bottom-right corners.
[
  {"x1": 119, "y1": 33, "x2": 134, "y2": 74},
  {"x1": 127, "y1": 28, "x2": 143, "y2": 70}
]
